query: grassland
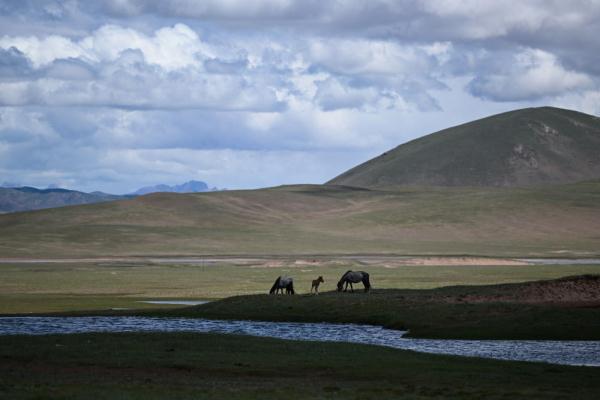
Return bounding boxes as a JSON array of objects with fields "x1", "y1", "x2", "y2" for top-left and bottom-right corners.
[
  {"x1": 183, "y1": 277, "x2": 600, "y2": 340},
  {"x1": 1, "y1": 332, "x2": 599, "y2": 400},
  {"x1": 1, "y1": 260, "x2": 599, "y2": 314},
  {"x1": 0, "y1": 181, "x2": 600, "y2": 258}
]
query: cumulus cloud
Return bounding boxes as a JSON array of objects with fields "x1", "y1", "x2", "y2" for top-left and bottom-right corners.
[
  {"x1": 0, "y1": 20, "x2": 453, "y2": 112},
  {"x1": 468, "y1": 49, "x2": 594, "y2": 101},
  {"x1": 0, "y1": 24, "x2": 286, "y2": 111}
]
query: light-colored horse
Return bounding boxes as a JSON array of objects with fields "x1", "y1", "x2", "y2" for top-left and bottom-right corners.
[
  {"x1": 310, "y1": 276, "x2": 324, "y2": 295},
  {"x1": 337, "y1": 270, "x2": 370, "y2": 293},
  {"x1": 269, "y1": 276, "x2": 295, "y2": 294}
]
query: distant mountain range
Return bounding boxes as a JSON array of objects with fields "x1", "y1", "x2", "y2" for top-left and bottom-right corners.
[
  {"x1": 329, "y1": 107, "x2": 600, "y2": 187},
  {"x1": 0, "y1": 180, "x2": 216, "y2": 213},
  {"x1": 132, "y1": 180, "x2": 215, "y2": 195}
]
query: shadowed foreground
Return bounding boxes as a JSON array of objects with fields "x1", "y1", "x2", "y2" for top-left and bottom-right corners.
[{"x1": 1, "y1": 332, "x2": 599, "y2": 399}]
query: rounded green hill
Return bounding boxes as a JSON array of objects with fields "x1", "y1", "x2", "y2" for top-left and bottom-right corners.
[{"x1": 328, "y1": 107, "x2": 600, "y2": 187}]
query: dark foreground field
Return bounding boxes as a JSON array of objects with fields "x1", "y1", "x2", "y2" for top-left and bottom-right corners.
[{"x1": 1, "y1": 332, "x2": 599, "y2": 400}]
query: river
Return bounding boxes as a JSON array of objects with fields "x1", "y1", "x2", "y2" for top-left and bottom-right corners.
[{"x1": 1, "y1": 316, "x2": 598, "y2": 367}]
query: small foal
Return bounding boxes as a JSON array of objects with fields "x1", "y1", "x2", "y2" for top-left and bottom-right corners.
[{"x1": 310, "y1": 276, "x2": 324, "y2": 295}]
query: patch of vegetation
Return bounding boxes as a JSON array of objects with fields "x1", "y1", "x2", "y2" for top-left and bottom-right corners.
[
  {"x1": 175, "y1": 289, "x2": 600, "y2": 340},
  {"x1": 2, "y1": 261, "x2": 599, "y2": 314}
]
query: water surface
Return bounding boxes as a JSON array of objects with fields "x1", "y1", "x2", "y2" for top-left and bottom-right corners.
[
  {"x1": 138, "y1": 300, "x2": 209, "y2": 305},
  {"x1": 1, "y1": 316, "x2": 598, "y2": 367}
]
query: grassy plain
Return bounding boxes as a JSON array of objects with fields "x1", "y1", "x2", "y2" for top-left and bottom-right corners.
[
  {"x1": 1, "y1": 260, "x2": 599, "y2": 314},
  {"x1": 185, "y1": 279, "x2": 600, "y2": 340},
  {"x1": 1, "y1": 182, "x2": 599, "y2": 258},
  {"x1": 1, "y1": 332, "x2": 599, "y2": 400}
]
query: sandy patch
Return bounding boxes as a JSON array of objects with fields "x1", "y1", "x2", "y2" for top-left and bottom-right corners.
[{"x1": 397, "y1": 257, "x2": 529, "y2": 266}]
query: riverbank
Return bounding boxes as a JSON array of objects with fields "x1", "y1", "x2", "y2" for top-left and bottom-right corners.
[
  {"x1": 159, "y1": 275, "x2": 600, "y2": 340},
  {"x1": 4, "y1": 274, "x2": 599, "y2": 340},
  {"x1": 1, "y1": 332, "x2": 599, "y2": 399}
]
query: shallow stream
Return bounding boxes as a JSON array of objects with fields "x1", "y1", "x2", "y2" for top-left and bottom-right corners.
[{"x1": 1, "y1": 316, "x2": 599, "y2": 367}]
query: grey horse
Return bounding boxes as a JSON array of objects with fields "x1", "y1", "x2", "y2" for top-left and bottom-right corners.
[
  {"x1": 337, "y1": 270, "x2": 370, "y2": 293},
  {"x1": 269, "y1": 276, "x2": 295, "y2": 294}
]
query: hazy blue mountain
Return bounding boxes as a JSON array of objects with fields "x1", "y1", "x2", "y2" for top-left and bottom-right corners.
[{"x1": 133, "y1": 180, "x2": 212, "y2": 195}]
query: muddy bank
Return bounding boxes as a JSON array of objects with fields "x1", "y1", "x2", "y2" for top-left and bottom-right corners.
[{"x1": 435, "y1": 275, "x2": 600, "y2": 305}]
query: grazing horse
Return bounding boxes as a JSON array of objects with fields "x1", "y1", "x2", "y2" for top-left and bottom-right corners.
[
  {"x1": 310, "y1": 276, "x2": 324, "y2": 295},
  {"x1": 269, "y1": 276, "x2": 295, "y2": 295},
  {"x1": 337, "y1": 270, "x2": 370, "y2": 293}
]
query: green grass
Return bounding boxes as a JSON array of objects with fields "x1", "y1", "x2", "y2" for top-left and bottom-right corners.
[
  {"x1": 175, "y1": 282, "x2": 600, "y2": 340},
  {"x1": 1, "y1": 332, "x2": 599, "y2": 399},
  {"x1": 1, "y1": 261, "x2": 599, "y2": 314},
  {"x1": 329, "y1": 107, "x2": 600, "y2": 187},
  {"x1": 1, "y1": 181, "x2": 600, "y2": 258}
]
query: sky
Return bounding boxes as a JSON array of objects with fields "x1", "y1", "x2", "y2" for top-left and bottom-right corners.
[{"x1": 0, "y1": 0, "x2": 599, "y2": 194}]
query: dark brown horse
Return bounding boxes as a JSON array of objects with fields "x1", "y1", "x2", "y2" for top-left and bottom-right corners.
[{"x1": 310, "y1": 276, "x2": 324, "y2": 295}]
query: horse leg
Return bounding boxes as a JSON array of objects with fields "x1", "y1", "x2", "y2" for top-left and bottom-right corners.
[
  {"x1": 350, "y1": 282, "x2": 354, "y2": 292},
  {"x1": 344, "y1": 281, "x2": 348, "y2": 292}
]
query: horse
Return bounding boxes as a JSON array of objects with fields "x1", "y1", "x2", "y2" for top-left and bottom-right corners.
[
  {"x1": 269, "y1": 276, "x2": 295, "y2": 295},
  {"x1": 337, "y1": 270, "x2": 370, "y2": 293},
  {"x1": 310, "y1": 276, "x2": 324, "y2": 295}
]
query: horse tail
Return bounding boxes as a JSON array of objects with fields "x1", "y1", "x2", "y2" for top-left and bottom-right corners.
[
  {"x1": 362, "y1": 272, "x2": 371, "y2": 292},
  {"x1": 288, "y1": 280, "x2": 295, "y2": 295},
  {"x1": 270, "y1": 276, "x2": 281, "y2": 294}
]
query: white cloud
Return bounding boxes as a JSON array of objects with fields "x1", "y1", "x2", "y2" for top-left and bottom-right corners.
[
  {"x1": 314, "y1": 77, "x2": 398, "y2": 111},
  {"x1": 0, "y1": 35, "x2": 83, "y2": 68},
  {"x1": 0, "y1": 24, "x2": 285, "y2": 111},
  {"x1": 468, "y1": 49, "x2": 594, "y2": 101},
  {"x1": 0, "y1": 23, "x2": 210, "y2": 70}
]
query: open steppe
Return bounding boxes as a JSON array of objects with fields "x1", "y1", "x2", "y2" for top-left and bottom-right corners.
[{"x1": 1, "y1": 181, "x2": 600, "y2": 259}]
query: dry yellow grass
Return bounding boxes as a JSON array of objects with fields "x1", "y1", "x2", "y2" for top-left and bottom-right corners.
[{"x1": 0, "y1": 182, "x2": 599, "y2": 258}]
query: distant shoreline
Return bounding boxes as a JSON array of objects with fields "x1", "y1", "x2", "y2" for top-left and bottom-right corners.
[{"x1": 2, "y1": 255, "x2": 600, "y2": 265}]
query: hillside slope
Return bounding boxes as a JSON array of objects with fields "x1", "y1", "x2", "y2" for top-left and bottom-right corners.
[
  {"x1": 0, "y1": 187, "x2": 127, "y2": 213},
  {"x1": 328, "y1": 107, "x2": 600, "y2": 187},
  {"x1": 0, "y1": 182, "x2": 599, "y2": 258}
]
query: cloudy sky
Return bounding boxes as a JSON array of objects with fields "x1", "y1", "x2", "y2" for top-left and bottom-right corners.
[{"x1": 1, "y1": 0, "x2": 599, "y2": 193}]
